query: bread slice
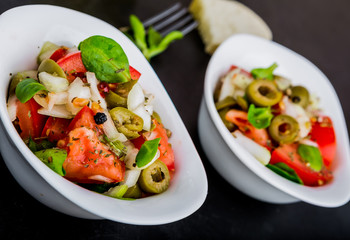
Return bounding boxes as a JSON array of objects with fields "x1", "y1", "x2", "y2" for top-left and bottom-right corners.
[{"x1": 189, "y1": 0, "x2": 272, "y2": 54}]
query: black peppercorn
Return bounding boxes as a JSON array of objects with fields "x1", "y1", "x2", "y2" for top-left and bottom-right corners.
[{"x1": 94, "y1": 112, "x2": 107, "y2": 125}]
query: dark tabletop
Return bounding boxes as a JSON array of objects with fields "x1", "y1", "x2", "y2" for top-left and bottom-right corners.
[{"x1": 1, "y1": 0, "x2": 350, "y2": 239}]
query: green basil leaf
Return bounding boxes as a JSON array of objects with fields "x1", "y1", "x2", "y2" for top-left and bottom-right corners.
[
  {"x1": 267, "y1": 162, "x2": 303, "y2": 184},
  {"x1": 34, "y1": 149, "x2": 67, "y2": 176},
  {"x1": 15, "y1": 78, "x2": 46, "y2": 103},
  {"x1": 247, "y1": 104, "x2": 273, "y2": 129},
  {"x1": 147, "y1": 31, "x2": 183, "y2": 60},
  {"x1": 129, "y1": 14, "x2": 147, "y2": 52},
  {"x1": 27, "y1": 137, "x2": 55, "y2": 152},
  {"x1": 251, "y1": 63, "x2": 278, "y2": 80},
  {"x1": 148, "y1": 26, "x2": 162, "y2": 48},
  {"x1": 297, "y1": 144, "x2": 323, "y2": 172},
  {"x1": 136, "y1": 138, "x2": 161, "y2": 168},
  {"x1": 79, "y1": 35, "x2": 130, "y2": 83}
]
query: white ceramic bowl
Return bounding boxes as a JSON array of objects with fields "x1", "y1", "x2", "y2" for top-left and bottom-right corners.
[
  {"x1": 199, "y1": 34, "x2": 350, "y2": 207},
  {"x1": 0, "y1": 5, "x2": 207, "y2": 224}
]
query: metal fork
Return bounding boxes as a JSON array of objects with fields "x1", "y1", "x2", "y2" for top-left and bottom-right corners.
[{"x1": 131, "y1": 2, "x2": 198, "y2": 36}]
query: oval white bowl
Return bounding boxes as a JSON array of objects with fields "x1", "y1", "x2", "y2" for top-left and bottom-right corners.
[
  {"x1": 0, "y1": 5, "x2": 208, "y2": 224},
  {"x1": 200, "y1": 34, "x2": 350, "y2": 207}
]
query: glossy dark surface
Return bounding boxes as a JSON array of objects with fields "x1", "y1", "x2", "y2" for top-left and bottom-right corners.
[{"x1": 1, "y1": 0, "x2": 350, "y2": 238}]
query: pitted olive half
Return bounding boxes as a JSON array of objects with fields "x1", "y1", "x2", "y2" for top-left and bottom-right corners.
[
  {"x1": 109, "y1": 107, "x2": 143, "y2": 139},
  {"x1": 268, "y1": 114, "x2": 299, "y2": 144},
  {"x1": 138, "y1": 160, "x2": 170, "y2": 194},
  {"x1": 246, "y1": 80, "x2": 282, "y2": 107},
  {"x1": 290, "y1": 86, "x2": 309, "y2": 108}
]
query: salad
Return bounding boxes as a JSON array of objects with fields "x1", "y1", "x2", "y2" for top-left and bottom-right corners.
[
  {"x1": 7, "y1": 35, "x2": 175, "y2": 199},
  {"x1": 214, "y1": 64, "x2": 336, "y2": 186}
]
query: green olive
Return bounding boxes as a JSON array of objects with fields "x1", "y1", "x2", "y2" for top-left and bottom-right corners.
[
  {"x1": 123, "y1": 184, "x2": 142, "y2": 199},
  {"x1": 236, "y1": 96, "x2": 248, "y2": 111},
  {"x1": 290, "y1": 86, "x2": 309, "y2": 108},
  {"x1": 105, "y1": 91, "x2": 127, "y2": 108},
  {"x1": 114, "y1": 80, "x2": 138, "y2": 98},
  {"x1": 38, "y1": 59, "x2": 66, "y2": 78},
  {"x1": 268, "y1": 115, "x2": 299, "y2": 144},
  {"x1": 138, "y1": 160, "x2": 170, "y2": 194},
  {"x1": 246, "y1": 80, "x2": 282, "y2": 107},
  {"x1": 152, "y1": 111, "x2": 162, "y2": 124},
  {"x1": 37, "y1": 41, "x2": 60, "y2": 64},
  {"x1": 218, "y1": 107, "x2": 235, "y2": 131},
  {"x1": 8, "y1": 70, "x2": 38, "y2": 95},
  {"x1": 109, "y1": 107, "x2": 143, "y2": 139},
  {"x1": 215, "y1": 96, "x2": 236, "y2": 111}
]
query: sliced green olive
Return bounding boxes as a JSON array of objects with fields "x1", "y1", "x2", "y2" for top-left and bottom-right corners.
[
  {"x1": 109, "y1": 107, "x2": 143, "y2": 139},
  {"x1": 9, "y1": 70, "x2": 38, "y2": 95},
  {"x1": 38, "y1": 59, "x2": 66, "y2": 78},
  {"x1": 123, "y1": 184, "x2": 142, "y2": 199},
  {"x1": 268, "y1": 114, "x2": 299, "y2": 144},
  {"x1": 215, "y1": 96, "x2": 236, "y2": 111},
  {"x1": 114, "y1": 80, "x2": 138, "y2": 98},
  {"x1": 246, "y1": 80, "x2": 282, "y2": 107},
  {"x1": 105, "y1": 91, "x2": 127, "y2": 108},
  {"x1": 290, "y1": 86, "x2": 309, "y2": 108},
  {"x1": 236, "y1": 96, "x2": 248, "y2": 111},
  {"x1": 37, "y1": 41, "x2": 60, "y2": 64},
  {"x1": 138, "y1": 160, "x2": 170, "y2": 194},
  {"x1": 218, "y1": 107, "x2": 235, "y2": 132}
]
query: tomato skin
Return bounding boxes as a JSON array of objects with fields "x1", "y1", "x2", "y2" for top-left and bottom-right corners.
[
  {"x1": 67, "y1": 106, "x2": 97, "y2": 132},
  {"x1": 63, "y1": 127, "x2": 125, "y2": 183},
  {"x1": 129, "y1": 66, "x2": 141, "y2": 80},
  {"x1": 50, "y1": 47, "x2": 68, "y2": 62},
  {"x1": 309, "y1": 116, "x2": 336, "y2": 168},
  {"x1": 57, "y1": 51, "x2": 87, "y2": 82},
  {"x1": 225, "y1": 109, "x2": 271, "y2": 149},
  {"x1": 41, "y1": 117, "x2": 71, "y2": 142},
  {"x1": 270, "y1": 144, "x2": 333, "y2": 186},
  {"x1": 16, "y1": 98, "x2": 47, "y2": 139}
]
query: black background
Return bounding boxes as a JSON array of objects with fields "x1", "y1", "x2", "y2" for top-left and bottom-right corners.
[{"x1": 1, "y1": 0, "x2": 350, "y2": 239}]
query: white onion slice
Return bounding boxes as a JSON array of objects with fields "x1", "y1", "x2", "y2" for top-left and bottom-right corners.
[
  {"x1": 33, "y1": 92, "x2": 49, "y2": 108},
  {"x1": 102, "y1": 110, "x2": 127, "y2": 142},
  {"x1": 133, "y1": 105, "x2": 151, "y2": 131},
  {"x1": 38, "y1": 105, "x2": 74, "y2": 119},
  {"x1": 47, "y1": 92, "x2": 68, "y2": 111},
  {"x1": 86, "y1": 72, "x2": 107, "y2": 110},
  {"x1": 88, "y1": 175, "x2": 114, "y2": 183},
  {"x1": 66, "y1": 77, "x2": 91, "y2": 115},
  {"x1": 122, "y1": 169, "x2": 141, "y2": 187},
  {"x1": 218, "y1": 68, "x2": 240, "y2": 101},
  {"x1": 38, "y1": 72, "x2": 69, "y2": 93},
  {"x1": 233, "y1": 130, "x2": 271, "y2": 165},
  {"x1": 127, "y1": 83, "x2": 145, "y2": 111},
  {"x1": 7, "y1": 94, "x2": 18, "y2": 122}
]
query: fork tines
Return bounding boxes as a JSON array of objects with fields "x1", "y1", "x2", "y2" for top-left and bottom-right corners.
[{"x1": 142, "y1": 3, "x2": 197, "y2": 36}]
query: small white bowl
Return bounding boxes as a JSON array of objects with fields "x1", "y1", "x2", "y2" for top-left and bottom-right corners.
[
  {"x1": 199, "y1": 34, "x2": 350, "y2": 207},
  {"x1": 0, "y1": 5, "x2": 207, "y2": 224}
]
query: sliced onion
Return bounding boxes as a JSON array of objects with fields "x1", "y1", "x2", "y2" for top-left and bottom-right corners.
[
  {"x1": 138, "y1": 150, "x2": 160, "y2": 170},
  {"x1": 86, "y1": 72, "x2": 107, "y2": 110},
  {"x1": 47, "y1": 92, "x2": 68, "y2": 111},
  {"x1": 38, "y1": 105, "x2": 74, "y2": 119},
  {"x1": 88, "y1": 175, "x2": 114, "y2": 183},
  {"x1": 127, "y1": 83, "x2": 145, "y2": 111},
  {"x1": 66, "y1": 77, "x2": 91, "y2": 115},
  {"x1": 218, "y1": 68, "x2": 240, "y2": 101},
  {"x1": 38, "y1": 72, "x2": 69, "y2": 93},
  {"x1": 102, "y1": 110, "x2": 127, "y2": 142},
  {"x1": 7, "y1": 94, "x2": 18, "y2": 122},
  {"x1": 121, "y1": 169, "x2": 141, "y2": 187},
  {"x1": 33, "y1": 91, "x2": 49, "y2": 108},
  {"x1": 124, "y1": 141, "x2": 140, "y2": 170},
  {"x1": 133, "y1": 105, "x2": 151, "y2": 131},
  {"x1": 233, "y1": 130, "x2": 271, "y2": 165}
]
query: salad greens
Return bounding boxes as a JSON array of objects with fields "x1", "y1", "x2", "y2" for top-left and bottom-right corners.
[
  {"x1": 136, "y1": 138, "x2": 161, "y2": 168},
  {"x1": 298, "y1": 144, "x2": 323, "y2": 172},
  {"x1": 247, "y1": 104, "x2": 273, "y2": 129},
  {"x1": 79, "y1": 35, "x2": 131, "y2": 83},
  {"x1": 15, "y1": 78, "x2": 46, "y2": 103},
  {"x1": 35, "y1": 149, "x2": 67, "y2": 176},
  {"x1": 267, "y1": 162, "x2": 303, "y2": 184},
  {"x1": 125, "y1": 15, "x2": 183, "y2": 61},
  {"x1": 251, "y1": 63, "x2": 278, "y2": 80}
]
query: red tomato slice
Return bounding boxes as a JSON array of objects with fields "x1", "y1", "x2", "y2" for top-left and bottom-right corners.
[
  {"x1": 50, "y1": 47, "x2": 68, "y2": 62},
  {"x1": 270, "y1": 144, "x2": 333, "y2": 186},
  {"x1": 309, "y1": 116, "x2": 336, "y2": 168},
  {"x1": 16, "y1": 98, "x2": 47, "y2": 139},
  {"x1": 63, "y1": 127, "x2": 125, "y2": 183},
  {"x1": 57, "y1": 51, "x2": 87, "y2": 82},
  {"x1": 41, "y1": 117, "x2": 71, "y2": 142},
  {"x1": 67, "y1": 106, "x2": 97, "y2": 132},
  {"x1": 143, "y1": 119, "x2": 175, "y2": 171},
  {"x1": 129, "y1": 66, "x2": 141, "y2": 80},
  {"x1": 225, "y1": 109, "x2": 271, "y2": 149}
]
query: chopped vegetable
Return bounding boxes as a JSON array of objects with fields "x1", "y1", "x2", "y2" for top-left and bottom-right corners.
[
  {"x1": 15, "y1": 78, "x2": 46, "y2": 103},
  {"x1": 136, "y1": 138, "x2": 161, "y2": 168},
  {"x1": 247, "y1": 104, "x2": 273, "y2": 129},
  {"x1": 35, "y1": 149, "x2": 67, "y2": 176},
  {"x1": 251, "y1": 63, "x2": 278, "y2": 80}
]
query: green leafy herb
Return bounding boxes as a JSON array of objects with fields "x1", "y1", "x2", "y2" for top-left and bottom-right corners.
[
  {"x1": 251, "y1": 63, "x2": 278, "y2": 80},
  {"x1": 125, "y1": 15, "x2": 183, "y2": 61},
  {"x1": 135, "y1": 138, "x2": 161, "y2": 168},
  {"x1": 247, "y1": 104, "x2": 273, "y2": 129},
  {"x1": 78, "y1": 35, "x2": 130, "y2": 83},
  {"x1": 267, "y1": 162, "x2": 303, "y2": 184},
  {"x1": 34, "y1": 149, "x2": 67, "y2": 176},
  {"x1": 27, "y1": 137, "x2": 55, "y2": 152},
  {"x1": 297, "y1": 144, "x2": 323, "y2": 172},
  {"x1": 15, "y1": 78, "x2": 46, "y2": 103}
]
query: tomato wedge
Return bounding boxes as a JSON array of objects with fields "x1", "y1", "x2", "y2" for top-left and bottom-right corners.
[
  {"x1": 41, "y1": 117, "x2": 71, "y2": 142},
  {"x1": 68, "y1": 106, "x2": 97, "y2": 132},
  {"x1": 309, "y1": 116, "x2": 336, "y2": 168},
  {"x1": 270, "y1": 144, "x2": 333, "y2": 186},
  {"x1": 225, "y1": 109, "x2": 271, "y2": 149},
  {"x1": 129, "y1": 66, "x2": 141, "y2": 80},
  {"x1": 63, "y1": 127, "x2": 125, "y2": 183},
  {"x1": 16, "y1": 98, "x2": 47, "y2": 139},
  {"x1": 57, "y1": 51, "x2": 87, "y2": 82},
  {"x1": 50, "y1": 47, "x2": 68, "y2": 62}
]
